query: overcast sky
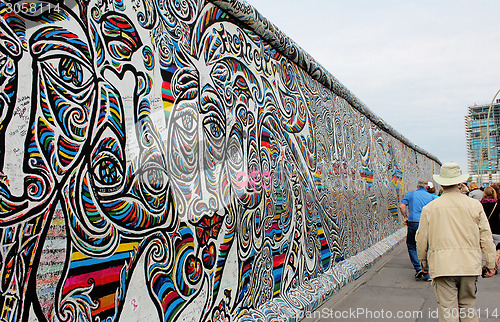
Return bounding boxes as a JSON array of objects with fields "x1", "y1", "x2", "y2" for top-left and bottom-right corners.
[{"x1": 244, "y1": 0, "x2": 500, "y2": 174}]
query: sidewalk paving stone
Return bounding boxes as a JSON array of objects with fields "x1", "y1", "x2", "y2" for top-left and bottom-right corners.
[{"x1": 302, "y1": 241, "x2": 500, "y2": 322}]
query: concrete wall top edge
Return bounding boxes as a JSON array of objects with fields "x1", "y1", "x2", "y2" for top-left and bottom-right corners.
[{"x1": 208, "y1": 0, "x2": 441, "y2": 166}]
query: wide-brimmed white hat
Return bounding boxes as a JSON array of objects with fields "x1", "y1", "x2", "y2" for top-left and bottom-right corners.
[{"x1": 433, "y1": 162, "x2": 469, "y2": 186}]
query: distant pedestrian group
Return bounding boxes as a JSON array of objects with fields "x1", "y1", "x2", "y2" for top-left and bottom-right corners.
[
  {"x1": 477, "y1": 186, "x2": 500, "y2": 260},
  {"x1": 400, "y1": 162, "x2": 499, "y2": 322},
  {"x1": 459, "y1": 180, "x2": 500, "y2": 256}
]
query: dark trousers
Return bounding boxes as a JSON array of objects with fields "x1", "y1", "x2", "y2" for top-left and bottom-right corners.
[{"x1": 407, "y1": 222, "x2": 430, "y2": 279}]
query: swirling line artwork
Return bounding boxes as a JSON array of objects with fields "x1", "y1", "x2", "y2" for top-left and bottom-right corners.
[{"x1": 0, "y1": 0, "x2": 439, "y2": 321}]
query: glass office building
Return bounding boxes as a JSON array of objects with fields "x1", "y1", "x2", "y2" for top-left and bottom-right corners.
[{"x1": 465, "y1": 99, "x2": 500, "y2": 184}]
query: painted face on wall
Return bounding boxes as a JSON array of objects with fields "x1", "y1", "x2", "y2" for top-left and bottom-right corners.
[
  {"x1": 167, "y1": 59, "x2": 268, "y2": 224},
  {"x1": 0, "y1": 2, "x2": 175, "y2": 318},
  {"x1": 9, "y1": 2, "x2": 173, "y2": 259},
  {"x1": 1, "y1": 0, "x2": 173, "y2": 233},
  {"x1": 0, "y1": 4, "x2": 101, "y2": 319},
  {"x1": 63, "y1": 0, "x2": 175, "y2": 255}
]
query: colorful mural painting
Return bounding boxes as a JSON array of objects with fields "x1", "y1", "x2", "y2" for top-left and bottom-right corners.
[{"x1": 0, "y1": 0, "x2": 440, "y2": 321}]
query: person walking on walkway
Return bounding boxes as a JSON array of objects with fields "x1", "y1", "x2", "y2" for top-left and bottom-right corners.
[
  {"x1": 416, "y1": 162, "x2": 497, "y2": 322},
  {"x1": 480, "y1": 186, "x2": 500, "y2": 274},
  {"x1": 399, "y1": 179, "x2": 435, "y2": 281}
]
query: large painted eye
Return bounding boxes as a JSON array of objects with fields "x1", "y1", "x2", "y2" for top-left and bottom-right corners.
[
  {"x1": 42, "y1": 57, "x2": 93, "y2": 89},
  {"x1": 30, "y1": 26, "x2": 94, "y2": 90},
  {"x1": 95, "y1": 158, "x2": 121, "y2": 184},
  {"x1": 59, "y1": 57, "x2": 84, "y2": 86},
  {"x1": 226, "y1": 138, "x2": 243, "y2": 167},
  {"x1": 91, "y1": 138, "x2": 124, "y2": 191},
  {"x1": 174, "y1": 109, "x2": 197, "y2": 132},
  {"x1": 92, "y1": 154, "x2": 123, "y2": 187},
  {"x1": 141, "y1": 162, "x2": 168, "y2": 193},
  {"x1": 182, "y1": 114, "x2": 194, "y2": 130},
  {"x1": 209, "y1": 122, "x2": 222, "y2": 138},
  {"x1": 203, "y1": 116, "x2": 225, "y2": 139}
]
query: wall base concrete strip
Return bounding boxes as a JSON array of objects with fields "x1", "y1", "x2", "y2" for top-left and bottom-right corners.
[{"x1": 236, "y1": 228, "x2": 406, "y2": 321}]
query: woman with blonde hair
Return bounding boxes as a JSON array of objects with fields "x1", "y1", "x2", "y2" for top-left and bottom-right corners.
[
  {"x1": 491, "y1": 183, "x2": 500, "y2": 200},
  {"x1": 482, "y1": 186, "x2": 497, "y2": 202}
]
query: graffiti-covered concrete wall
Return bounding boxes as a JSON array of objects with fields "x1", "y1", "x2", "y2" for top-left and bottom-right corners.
[{"x1": 0, "y1": 0, "x2": 440, "y2": 321}]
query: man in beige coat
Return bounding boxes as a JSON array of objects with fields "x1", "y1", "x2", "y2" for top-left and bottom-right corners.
[{"x1": 416, "y1": 162, "x2": 497, "y2": 322}]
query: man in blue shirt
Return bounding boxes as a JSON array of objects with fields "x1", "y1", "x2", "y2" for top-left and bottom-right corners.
[{"x1": 400, "y1": 180, "x2": 436, "y2": 281}]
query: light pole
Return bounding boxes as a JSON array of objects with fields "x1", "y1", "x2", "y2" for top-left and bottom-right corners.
[
  {"x1": 478, "y1": 110, "x2": 488, "y2": 186},
  {"x1": 486, "y1": 88, "x2": 500, "y2": 185}
]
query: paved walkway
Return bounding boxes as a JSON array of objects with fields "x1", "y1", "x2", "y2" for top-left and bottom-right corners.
[{"x1": 303, "y1": 242, "x2": 500, "y2": 321}]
